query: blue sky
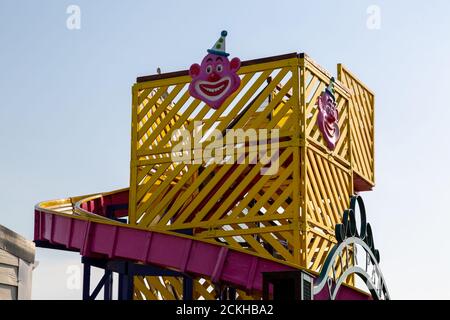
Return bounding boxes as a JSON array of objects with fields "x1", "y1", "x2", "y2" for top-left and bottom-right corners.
[{"x1": 1, "y1": 0, "x2": 450, "y2": 299}]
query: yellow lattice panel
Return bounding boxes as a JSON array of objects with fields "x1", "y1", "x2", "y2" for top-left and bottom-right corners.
[
  {"x1": 301, "y1": 55, "x2": 351, "y2": 166},
  {"x1": 135, "y1": 146, "x2": 298, "y2": 265},
  {"x1": 338, "y1": 64, "x2": 375, "y2": 191},
  {"x1": 305, "y1": 145, "x2": 352, "y2": 229},
  {"x1": 304, "y1": 145, "x2": 352, "y2": 273},
  {"x1": 134, "y1": 276, "x2": 183, "y2": 300},
  {"x1": 129, "y1": 56, "x2": 302, "y2": 266},
  {"x1": 133, "y1": 276, "x2": 260, "y2": 300},
  {"x1": 133, "y1": 58, "x2": 298, "y2": 161},
  {"x1": 129, "y1": 54, "x2": 373, "y2": 294},
  {"x1": 304, "y1": 229, "x2": 354, "y2": 286}
]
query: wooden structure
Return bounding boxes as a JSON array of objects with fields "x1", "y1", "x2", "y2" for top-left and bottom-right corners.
[
  {"x1": 128, "y1": 52, "x2": 375, "y2": 299},
  {"x1": 34, "y1": 52, "x2": 376, "y2": 300},
  {"x1": 0, "y1": 224, "x2": 35, "y2": 300}
]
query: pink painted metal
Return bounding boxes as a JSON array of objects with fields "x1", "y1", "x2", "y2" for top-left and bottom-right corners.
[
  {"x1": 34, "y1": 210, "x2": 290, "y2": 292},
  {"x1": 34, "y1": 212, "x2": 369, "y2": 299}
]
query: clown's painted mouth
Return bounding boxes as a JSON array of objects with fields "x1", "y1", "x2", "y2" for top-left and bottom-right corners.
[
  {"x1": 195, "y1": 77, "x2": 231, "y2": 101},
  {"x1": 199, "y1": 79, "x2": 229, "y2": 96}
]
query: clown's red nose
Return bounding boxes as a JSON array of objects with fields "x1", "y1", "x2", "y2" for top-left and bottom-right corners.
[{"x1": 208, "y1": 72, "x2": 221, "y2": 82}]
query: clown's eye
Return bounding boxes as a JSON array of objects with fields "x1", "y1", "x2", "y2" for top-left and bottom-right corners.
[
  {"x1": 216, "y1": 64, "x2": 223, "y2": 72},
  {"x1": 206, "y1": 65, "x2": 212, "y2": 73}
]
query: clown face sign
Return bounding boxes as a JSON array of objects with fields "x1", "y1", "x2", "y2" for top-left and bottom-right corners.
[
  {"x1": 189, "y1": 31, "x2": 241, "y2": 109},
  {"x1": 317, "y1": 78, "x2": 340, "y2": 150}
]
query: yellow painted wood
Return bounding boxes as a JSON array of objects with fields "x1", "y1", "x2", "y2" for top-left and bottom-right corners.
[
  {"x1": 338, "y1": 64, "x2": 375, "y2": 187},
  {"x1": 139, "y1": 92, "x2": 190, "y2": 145},
  {"x1": 126, "y1": 54, "x2": 374, "y2": 296},
  {"x1": 198, "y1": 148, "x2": 292, "y2": 224},
  {"x1": 134, "y1": 277, "x2": 158, "y2": 300},
  {"x1": 138, "y1": 85, "x2": 189, "y2": 141}
]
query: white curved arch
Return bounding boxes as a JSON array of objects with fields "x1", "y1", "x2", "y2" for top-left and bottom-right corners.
[{"x1": 314, "y1": 236, "x2": 390, "y2": 300}]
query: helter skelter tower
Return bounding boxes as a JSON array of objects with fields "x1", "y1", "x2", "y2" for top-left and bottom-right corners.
[{"x1": 34, "y1": 31, "x2": 389, "y2": 300}]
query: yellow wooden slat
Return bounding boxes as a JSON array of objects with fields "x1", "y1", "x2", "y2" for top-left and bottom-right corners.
[
  {"x1": 258, "y1": 230, "x2": 293, "y2": 261},
  {"x1": 139, "y1": 163, "x2": 207, "y2": 226},
  {"x1": 194, "y1": 279, "x2": 216, "y2": 300},
  {"x1": 137, "y1": 86, "x2": 171, "y2": 121},
  {"x1": 234, "y1": 166, "x2": 293, "y2": 221},
  {"x1": 241, "y1": 75, "x2": 293, "y2": 131},
  {"x1": 178, "y1": 161, "x2": 257, "y2": 226},
  {"x1": 205, "y1": 158, "x2": 292, "y2": 224},
  {"x1": 311, "y1": 240, "x2": 331, "y2": 271},
  {"x1": 350, "y1": 112, "x2": 372, "y2": 177},
  {"x1": 240, "y1": 234, "x2": 277, "y2": 259},
  {"x1": 164, "y1": 276, "x2": 183, "y2": 297},
  {"x1": 306, "y1": 150, "x2": 336, "y2": 227},
  {"x1": 137, "y1": 100, "x2": 203, "y2": 156},
  {"x1": 349, "y1": 93, "x2": 372, "y2": 163},
  {"x1": 306, "y1": 235, "x2": 322, "y2": 263},
  {"x1": 134, "y1": 277, "x2": 158, "y2": 300},
  {"x1": 137, "y1": 72, "x2": 257, "y2": 157},
  {"x1": 136, "y1": 163, "x2": 188, "y2": 220},
  {"x1": 137, "y1": 86, "x2": 165, "y2": 108},
  {"x1": 313, "y1": 152, "x2": 343, "y2": 225},
  {"x1": 138, "y1": 88, "x2": 190, "y2": 142},
  {"x1": 199, "y1": 224, "x2": 292, "y2": 238},
  {"x1": 306, "y1": 173, "x2": 326, "y2": 226},
  {"x1": 135, "y1": 162, "x2": 172, "y2": 203},
  {"x1": 156, "y1": 162, "x2": 233, "y2": 226},
  {"x1": 165, "y1": 212, "x2": 293, "y2": 231},
  {"x1": 146, "y1": 276, "x2": 177, "y2": 300},
  {"x1": 201, "y1": 148, "x2": 292, "y2": 224}
]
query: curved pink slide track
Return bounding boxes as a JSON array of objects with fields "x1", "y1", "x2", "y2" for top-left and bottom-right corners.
[{"x1": 34, "y1": 190, "x2": 368, "y2": 299}]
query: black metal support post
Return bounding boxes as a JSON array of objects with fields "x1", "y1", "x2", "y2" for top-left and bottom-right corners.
[
  {"x1": 182, "y1": 276, "x2": 193, "y2": 300},
  {"x1": 103, "y1": 270, "x2": 113, "y2": 300},
  {"x1": 81, "y1": 256, "x2": 188, "y2": 300},
  {"x1": 82, "y1": 261, "x2": 91, "y2": 300},
  {"x1": 262, "y1": 270, "x2": 314, "y2": 300}
]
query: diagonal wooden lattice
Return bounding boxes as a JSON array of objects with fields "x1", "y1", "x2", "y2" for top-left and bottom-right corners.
[
  {"x1": 297, "y1": 56, "x2": 354, "y2": 279},
  {"x1": 129, "y1": 54, "x2": 374, "y2": 298},
  {"x1": 134, "y1": 276, "x2": 183, "y2": 300},
  {"x1": 338, "y1": 64, "x2": 375, "y2": 189},
  {"x1": 133, "y1": 276, "x2": 258, "y2": 300},
  {"x1": 305, "y1": 146, "x2": 351, "y2": 231},
  {"x1": 130, "y1": 56, "x2": 302, "y2": 267},
  {"x1": 304, "y1": 145, "x2": 352, "y2": 278}
]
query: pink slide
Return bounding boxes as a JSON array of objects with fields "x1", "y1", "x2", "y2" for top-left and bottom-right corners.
[{"x1": 34, "y1": 188, "x2": 369, "y2": 300}]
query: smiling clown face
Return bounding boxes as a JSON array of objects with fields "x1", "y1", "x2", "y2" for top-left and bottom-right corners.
[
  {"x1": 188, "y1": 30, "x2": 241, "y2": 109},
  {"x1": 189, "y1": 53, "x2": 241, "y2": 109},
  {"x1": 317, "y1": 79, "x2": 340, "y2": 150}
]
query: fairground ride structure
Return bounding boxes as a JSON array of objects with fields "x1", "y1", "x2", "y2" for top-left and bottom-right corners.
[{"x1": 34, "y1": 50, "x2": 388, "y2": 300}]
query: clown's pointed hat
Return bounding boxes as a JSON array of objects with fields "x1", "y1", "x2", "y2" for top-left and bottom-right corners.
[
  {"x1": 326, "y1": 77, "x2": 336, "y2": 101},
  {"x1": 207, "y1": 30, "x2": 230, "y2": 57}
]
